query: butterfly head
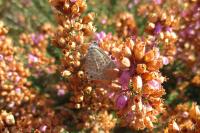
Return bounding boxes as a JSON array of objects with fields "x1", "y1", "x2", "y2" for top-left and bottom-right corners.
[{"x1": 89, "y1": 41, "x2": 99, "y2": 49}]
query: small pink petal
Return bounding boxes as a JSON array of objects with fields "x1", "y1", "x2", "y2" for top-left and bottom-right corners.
[
  {"x1": 57, "y1": 89, "x2": 65, "y2": 96},
  {"x1": 134, "y1": 0, "x2": 140, "y2": 4},
  {"x1": 8, "y1": 72, "x2": 12, "y2": 77},
  {"x1": 162, "y1": 56, "x2": 169, "y2": 65},
  {"x1": 6, "y1": 56, "x2": 13, "y2": 62},
  {"x1": 15, "y1": 76, "x2": 21, "y2": 82},
  {"x1": 153, "y1": 0, "x2": 162, "y2": 4},
  {"x1": 182, "y1": 112, "x2": 189, "y2": 118},
  {"x1": 15, "y1": 88, "x2": 21, "y2": 94},
  {"x1": 99, "y1": 31, "x2": 106, "y2": 39},
  {"x1": 119, "y1": 70, "x2": 130, "y2": 90},
  {"x1": 8, "y1": 102, "x2": 15, "y2": 108},
  {"x1": 147, "y1": 80, "x2": 161, "y2": 90},
  {"x1": 28, "y1": 54, "x2": 38, "y2": 63},
  {"x1": 101, "y1": 19, "x2": 107, "y2": 24},
  {"x1": 154, "y1": 23, "x2": 162, "y2": 34},
  {"x1": 0, "y1": 54, "x2": 3, "y2": 61},
  {"x1": 40, "y1": 125, "x2": 47, "y2": 132},
  {"x1": 128, "y1": 3, "x2": 133, "y2": 9},
  {"x1": 108, "y1": 92, "x2": 115, "y2": 99},
  {"x1": 70, "y1": 0, "x2": 76, "y2": 3}
]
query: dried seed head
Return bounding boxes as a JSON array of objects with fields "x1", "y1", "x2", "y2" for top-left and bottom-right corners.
[
  {"x1": 82, "y1": 13, "x2": 95, "y2": 24},
  {"x1": 62, "y1": 70, "x2": 71, "y2": 77},
  {"x1": 132, "y1": 76, "x2": 143, "y2": 92},
  {"x1": 136, "y1": 64, "x2": 147, "y2": 74},
  {"x1": 124, "y1": 46, "x2": 132, "y2": 57},
  {"x1": 133, "y1": 42, "x2": 145, "y2": 61},
  {"x1": 120, "y1": 57, "x2": 131, "y2": 69}
]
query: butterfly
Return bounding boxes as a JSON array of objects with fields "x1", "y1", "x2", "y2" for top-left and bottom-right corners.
[{"x1": 84, "y1": 42, "x2": 117, "y2": 80}]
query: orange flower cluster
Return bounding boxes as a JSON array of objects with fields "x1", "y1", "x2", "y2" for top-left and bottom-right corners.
[
  {"x1": 50, "y1": 0, "x2": 170, "y2": 130},
  {"x1": 0, "y1": 21, "x2": 35, "y2": 109},
  {"x1": 138, "y1": 1, "x2": 179, "y2": 63},
  {"x1": 50, "y1": 0, "x2": 117, "y2": 132},
  {"x1": 19, "y1": 23, "x2": 56, "y2": 76},
  {"x1": 0, "y1": 110, "x2": 15, "y2": 132},
  {"x1": 176, "y1": 0, "x2": 200, "y2": 86},
  {"x1": 0, "y1": 21, "x2": 69, "y2": 132},
  {"x1": 1, "y1": 0, "x2": 200, "y2": 132},
  {"x1": 115, "y1": 12, "x2": 137, "y2": 37},
  {"x1": 9, "y1": 96, "x2": 68, "y2": 132},
  {"x1": 98, "y1": 35, "x2": 166, "y2": 130},
  {"x1": 164, "y1": 102, "x2": 200, "y2": 132},
  {"x1": 79, "y1": 110, "x2": 117, "y2": 133}
]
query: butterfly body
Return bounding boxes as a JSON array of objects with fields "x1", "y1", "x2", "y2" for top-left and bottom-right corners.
[{"x1": 84, "y1": 42, "x2": 116, "y2": 80}]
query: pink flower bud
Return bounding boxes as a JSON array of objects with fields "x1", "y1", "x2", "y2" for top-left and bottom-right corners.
[
  {"x1": 70, "y1": 0, "x2": 77, "y2": 3},
  {"x1": 28, "y1": 54, "x2": 38, "y2": 63},
  {"x1": 6, "y1": 56, "x2": 13, "y2": 62},
  {"x1": 15, "y1": 88, "x2": 21, "y2": 94},
  {"x1": 182, "y1": 111, "x2": 189, "y2": 118},
  {"x1": 119, "y1": 70, "x2": 131, "y2": 90},
  {"x1": 116, "y1": 95, "x2": 128, "y2": 109},
  {"x1": 57, "y1": 89, "x2": 65, "y2": 96},
  {"x1": 147, "y1": 80, "x2": 161, "y2": 90},
  {"x1": 40, "y1": 125, "x2": 47, "y2": 132},
  {"x1": 162, "y1": 56, "x2": 169, "y2": 65},
  {"x1": 154, "y1": 23, "x2": 162, "y2": 34},
  {"x1": 101, "y1": 19, "x2": 107, "y2": 24},
  {"x1": 108, "y1": 92, "x2": 115, "y2": 99},
  {"x1": 15, "y1": 76, "x2": 21, "y2": 82},
  {"x1": 0, "y1": 54, "x2": 3, "y2": 61},
  {"x1": 153, "y1": 0, "x2": 162, "y2": 5}
]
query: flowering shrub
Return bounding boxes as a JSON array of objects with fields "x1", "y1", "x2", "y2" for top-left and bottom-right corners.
[{"x1": 0, "y1": 0, "x2": 200, "y2": 132}]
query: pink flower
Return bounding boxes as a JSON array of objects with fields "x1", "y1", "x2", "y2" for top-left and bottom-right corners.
[
  {"x1": 116, "y1": 95, "x2": 128, "y2": 109},
  {"x1": 101, "y1": 19, "x2": 107, "y2": 24},
  {"x1": 15, "y1": 76, "x2": 21, "y2": 82},
  {"x1": 0, "y1": 54, "x2": 3, "y2": 61},
  {"x1": 95, "y1": 31, "x2": 106, "y2": 41},
  {"x1": 40, "y1": 125, "x2": 47, "y2": 132},
  {"x1": 57, "y1": 89, "x2": 65, "y2": 96},
  {"x1": 8, "y1": 102, "x2": 15, "y2": 108},
  {"x1": 70, "y1": 0, "x2": 76, "y2": 3},
  {"x1": 153, "y1": 0, "x2": 162, "y2": 4},
  {"x1": 128, "y1": 3, "x2": 133, "y2": 9},
  {"x1": 28, "y1": 54, "x2": 38, "y2": 63},
  {"x1": 147, "y1": 80, "x2": 161, "y2": 90},
  {"x1": 108, "y1": 92, "x2": 115, "y2": 99},
  {"x1": 182, "y1": 112, "x2": 189, "y2": 118},
  {"x1": 15, "y1": 88, "x2": 21, "y2": 94},
  {"x1": 144, "y1": 103, "x2": 153, "y2": 112},
  {"x1": 162, "y1": 56, "x2": 169, "y2": 65},
  {"x1": 31, "y1": 34, "x2": 44, "y2": 45},
  {"x1": 8, "y1": 72, "x2": 13, "y2": 77},
  {"x1": 154, "y1": 23, "x2": 162, "y2": 34},
  {"x1": 6, "y1": 56, "x2": 13, "y2": 62},
  {"x1": 119, "y1": 70, "x2": 131, "y2": 90},
  {"x1": 134, "y1": 0, "x2": 140, "y2": 5}
]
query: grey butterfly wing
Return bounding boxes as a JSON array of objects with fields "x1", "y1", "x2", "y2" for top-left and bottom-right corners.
[{"x1": 85, "y1": 45, "x2": 115, "y2": 80}]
